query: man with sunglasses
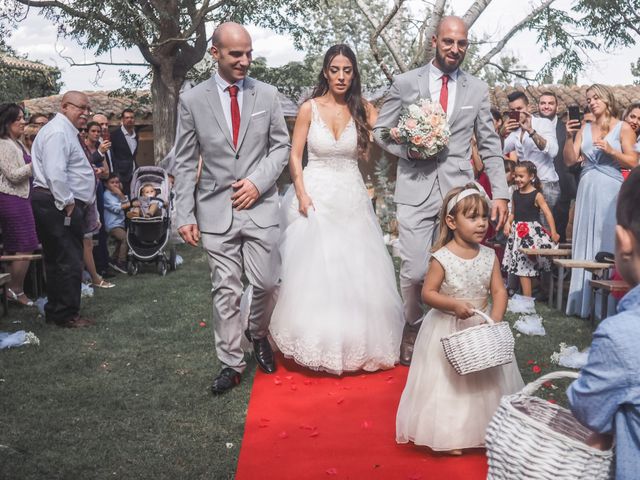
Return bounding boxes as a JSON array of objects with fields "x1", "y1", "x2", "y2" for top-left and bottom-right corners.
[
  {"x1": 30, "y1": 91, "x2": 97, "y2": 328},
  {"x1": 374, "y1": 16, "x2": 508, "y2": 365}
]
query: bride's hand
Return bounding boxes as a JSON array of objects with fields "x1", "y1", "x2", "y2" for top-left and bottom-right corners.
[{"x1": 297, "y1": 193, "x2": 314, "y2": 217}]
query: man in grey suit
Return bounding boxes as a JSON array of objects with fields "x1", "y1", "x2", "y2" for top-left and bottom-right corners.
[
  {"x1": 174, "y1": 23, "x2": 290, "y2": 394},
  {"x1": 373, "y1": 16, "x2": 509, "y2": 365}
]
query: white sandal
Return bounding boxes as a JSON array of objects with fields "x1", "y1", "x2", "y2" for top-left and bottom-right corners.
[{"x1": 7, "y1": 288, "x2": 35, "y2": 307}]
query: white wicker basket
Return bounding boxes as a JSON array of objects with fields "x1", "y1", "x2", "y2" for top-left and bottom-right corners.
[
  {"x1": 440, "y1": 309, "x2": 515, "y2": 375},
  {"x1": 486, "y1": 371, "x2": 614, "y2": 479}
]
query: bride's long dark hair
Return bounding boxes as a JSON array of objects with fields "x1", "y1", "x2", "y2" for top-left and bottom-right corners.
[{"x1": 311, "y1": 44, "x2": 370, "y2": 159}]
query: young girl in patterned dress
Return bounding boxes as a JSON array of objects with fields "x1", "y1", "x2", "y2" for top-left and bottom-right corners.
[
  {"x1": 502, "y1": 161, "x2": 560, "y2": 297},
  {"x1": 396, "y1": 183, "x2": 523, "y2": 454}
]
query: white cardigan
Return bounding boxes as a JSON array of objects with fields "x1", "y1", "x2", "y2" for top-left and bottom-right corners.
[{"x1": 0, "y1": 137, "x2": 31, "y2": 198}]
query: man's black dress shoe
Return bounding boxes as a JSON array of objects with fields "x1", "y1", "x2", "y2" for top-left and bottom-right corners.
[
  {"x1": 245, "y1": 329, "x2": 276, "y2": 373},
  {"x1": 399, "y1": 323, "x2": 421, "y2": 366},
  {"x1": 211, "y1": 368, "x2": 241, "y2": 395}
]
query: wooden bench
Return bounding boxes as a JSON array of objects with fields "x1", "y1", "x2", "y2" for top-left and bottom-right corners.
[
  {"x1": 0, "y1": 272, "x2": 11, "y2": 316},
  {"x1": 518, "y1": 248, "x2": 572, "y2": 307},
  {"x1": 553, "y1": 259, "x2": 614, "y2": 311},
  {"x1": 0, "y1": 254, "x2": 45, "y2": 298},
  {"x1": 589, "y1": 279, "x2": 630, "y2": 324}
]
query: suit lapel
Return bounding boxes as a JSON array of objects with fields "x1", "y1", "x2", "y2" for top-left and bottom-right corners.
[
  {"x1": 447, "y1": 69, "x2": 467, "y2": 126},
  {"x1": 236, "y1": 77, "x2": 257, "y2": 150},
  {"x1": 204, "y1": 77, "x2": 234, "y2": 149}
]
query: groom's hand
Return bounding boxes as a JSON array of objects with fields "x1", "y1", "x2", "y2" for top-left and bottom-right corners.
[
  {"x1": 179, "y1": 224, "x2": 201, "y2": 247},
  {"x1": 231, "y1": 179, "x2": 259, "y2": 210},
  {"x1": 491, "y1": 199, "x2": 508, "y2": 230}
]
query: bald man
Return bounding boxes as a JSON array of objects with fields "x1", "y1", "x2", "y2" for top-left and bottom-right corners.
[
  {"x1": 373, "y1": 16, "x2": 509, "y2": 364},
  {"x1": 174, "y1": 23, "x2": 290, "y2": 393},
  {"x1": 31, "y1": 91, "x2": 97, "y2": 328}
]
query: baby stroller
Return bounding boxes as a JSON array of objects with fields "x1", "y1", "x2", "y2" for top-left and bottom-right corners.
[{"x1": 126, "y1": 166, "x2": 177, "y2": 276}]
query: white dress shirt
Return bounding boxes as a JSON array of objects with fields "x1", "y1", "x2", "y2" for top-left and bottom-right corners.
[
  {"x1": 32, "y1": 113, "x2": 96, "y2": 210},
  {"x1": 214, "y1": 72, "x2": 245, "y2": 135},
  {"x1": 120, "y1": 125, "x2": 137, "y2": 155},
  {"x1": 428, "y1": 61, "x2": 459, "y2": 115},
  {"x1": 503, "y1": 116, "x2": 559, "y2": 182}
]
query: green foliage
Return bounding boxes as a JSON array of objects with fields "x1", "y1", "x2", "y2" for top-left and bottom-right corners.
[
  {"x1": 373, "y1": 155, "x2": 396, "y2": 234},
  {"x1": 0, "y1": 43, "x2": 62, "y2": 103},
  {"x1": 574, "y1": 0, "x2": 640, "y2": 49},
  {"x1": 631, "y1": 58, "x2": 640, "y2": 86},
  {"x1": 249, "y1": 55, "x2": 320, "y2": 100},
  {"x1": 108, "y1": 70, "x2": 152, "y2": 107},
  {"x1": 300, "y1": 0, "x2": 417, "y2": 88}
]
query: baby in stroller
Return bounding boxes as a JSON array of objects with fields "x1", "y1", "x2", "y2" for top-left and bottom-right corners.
[{"x1": 124, "y1": 183, "x2": 164, "y2": 219}]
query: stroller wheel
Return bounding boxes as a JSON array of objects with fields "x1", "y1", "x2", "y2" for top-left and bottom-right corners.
[
  {"x1": 127, "y1": 260, "x2": 138, "y2": 276},
  {"x1": 157, "y1": 259, "x2": 168, "y2": 277}
]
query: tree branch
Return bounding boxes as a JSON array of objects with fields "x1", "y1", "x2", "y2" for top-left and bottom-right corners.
[
  {"x1": 417, "y1": 0, "x2": 446, "y2": 66},
  {"x1": 354, "y1": 0, "x2": 408, "y2": 73},
  {"x1": 65, "y1": 61, "x2": 151, "y2": 67},
  {"x1": 486, "y1": 61, "x2": 537, "y2": 83},
  {"x1": 13, "y1": 0, "x2": 115, "y2": 28},
  {"x1": 462, "y1": 0, "x2": 493, "y2": 28},
  {"x1": 471, "y1": 0, "x2": 556, "y2": 74}
]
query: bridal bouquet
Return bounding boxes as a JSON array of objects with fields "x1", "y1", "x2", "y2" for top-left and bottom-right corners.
[{"x1": 382, "y1": 99, "x2": 450, "y2": 158}]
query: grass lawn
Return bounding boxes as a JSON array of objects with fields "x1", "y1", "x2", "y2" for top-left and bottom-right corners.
[{"x1": 1, "y1": 245, "x2": 595, "y2": 479}]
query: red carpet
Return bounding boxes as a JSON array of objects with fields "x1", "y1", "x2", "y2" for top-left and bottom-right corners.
[{"x1": 236, "y1": 354, "x2": 488, "y2": 479}]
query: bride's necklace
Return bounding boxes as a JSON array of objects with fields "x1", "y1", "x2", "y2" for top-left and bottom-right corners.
[{"x1": 335, "y1": 105, "x2": 349, "y2": 118}]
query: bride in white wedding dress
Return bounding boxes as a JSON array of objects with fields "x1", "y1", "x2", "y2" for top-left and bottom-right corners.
[{"x1": 269, "y1": 44, "x2": 404, "y2": 375}]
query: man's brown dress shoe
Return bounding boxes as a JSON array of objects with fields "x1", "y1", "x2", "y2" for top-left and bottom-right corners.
[
  {"x1": 399, "y1": 322, "x2": 421, "y2": 366},
  {"x1": 57, "y1": 316, "x2": 95, "y2": 328}
]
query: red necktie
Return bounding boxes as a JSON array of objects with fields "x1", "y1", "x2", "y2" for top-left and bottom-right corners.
[
  {"x1": 439, "y1": 75, "x2": 449, "y2": 114},
  {"x1": 228, "y1": 85, "x2": 240, "y2": 148}
]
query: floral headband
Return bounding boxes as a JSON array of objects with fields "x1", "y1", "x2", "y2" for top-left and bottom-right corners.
[{"x1": 446, "y1": 183, "x2": 491, "y2": 215}]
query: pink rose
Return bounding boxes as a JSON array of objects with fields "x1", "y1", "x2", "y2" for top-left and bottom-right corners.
[
  {"x1": 430, "y1": 116, "x2": 440, "y2": 127},
  {"x1": 411, "y1": 135, "x2": 423, "y2": 145},
  {"x1": 405, "y1": 118, "x2": 418, "y2": 130}
]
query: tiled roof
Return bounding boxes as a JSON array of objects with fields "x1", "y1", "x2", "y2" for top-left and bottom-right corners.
[
  {"x1": 23, "y1": 91, "x2": 152, "y2": 124},
  {"x1": 23, "y1": 84, "x2": 640, "y2": 124},
  {"x1": 0, "y1": 54, "x2": 56, "y2": 72},
  {"x1": 23, "y1": 90, "x2": 298, "y2": 124},
  {"x1": 490, "y1": 84, "x2": 640, "y2": 115}
]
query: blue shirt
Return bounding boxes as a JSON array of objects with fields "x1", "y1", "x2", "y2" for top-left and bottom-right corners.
[
  {"x1": 103, "y1": 189, "x2": 125, "y2": 232},
  {"x1": 567, "y1": 284, "x2": 640, "y2": 480}
]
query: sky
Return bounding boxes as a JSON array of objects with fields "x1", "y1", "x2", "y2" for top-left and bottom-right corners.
[{"x1": 5, "y1": 0, "x2": 638, "y2": 92}]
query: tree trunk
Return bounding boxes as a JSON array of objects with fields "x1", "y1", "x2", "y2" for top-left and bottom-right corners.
[{"x1": 150, "y1": 61, "x2": 183, "y2": 163}]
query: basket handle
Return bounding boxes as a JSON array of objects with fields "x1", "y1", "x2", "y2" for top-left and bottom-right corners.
[
  {"x1": 472, "y1": 309, "x2": 494, "y2": 325},
  {"x1": 521, "y1": 370, "x2": 580, "y2": 396}
]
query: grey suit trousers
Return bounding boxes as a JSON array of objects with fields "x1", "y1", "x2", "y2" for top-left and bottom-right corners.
[
  {"x1": 397, "y1": 179, "x2": 443, "y2": 326},
  {"x1": 201, "y1": 209, "x2": 280, "y2": 373}
]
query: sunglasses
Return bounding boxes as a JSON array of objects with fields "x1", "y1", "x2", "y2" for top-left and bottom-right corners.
[{"x1": 78, "y1": 128, "x2": 88, "y2": 133}]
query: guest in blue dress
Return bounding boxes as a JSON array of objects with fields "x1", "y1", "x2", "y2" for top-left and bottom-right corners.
[{"x1": 563, "y1": 85, "x2": 637, "y2": 318}]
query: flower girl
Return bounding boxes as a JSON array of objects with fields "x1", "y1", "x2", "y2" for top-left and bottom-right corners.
[
  {"x1": 396, "y1": 183, "x2": 524, "y2": 454},
  {"x1": 501, "y1": 161, "x2": 560, "y2": 297}
]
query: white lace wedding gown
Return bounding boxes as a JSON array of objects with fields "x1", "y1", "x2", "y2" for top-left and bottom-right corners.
[{"x1": 269, "y1": 100, "x2": 404, "y2": 375}]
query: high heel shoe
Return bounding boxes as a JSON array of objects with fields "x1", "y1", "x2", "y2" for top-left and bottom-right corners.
[{"x1": 7, "y1": 288, "x2": 34, "y2": 307}]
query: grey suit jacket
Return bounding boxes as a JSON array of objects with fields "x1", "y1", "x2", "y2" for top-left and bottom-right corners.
[
  {"x1": 173, "y1": 76, "x2": 290, "y2": 234},
  {"x1": 373, "y1": 64, "x2": 508, "y2": 209}
]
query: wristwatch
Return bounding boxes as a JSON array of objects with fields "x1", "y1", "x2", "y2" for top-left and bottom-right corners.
[{"x1": 528, "y1": 129, "x2": 536, "y2": 136}]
